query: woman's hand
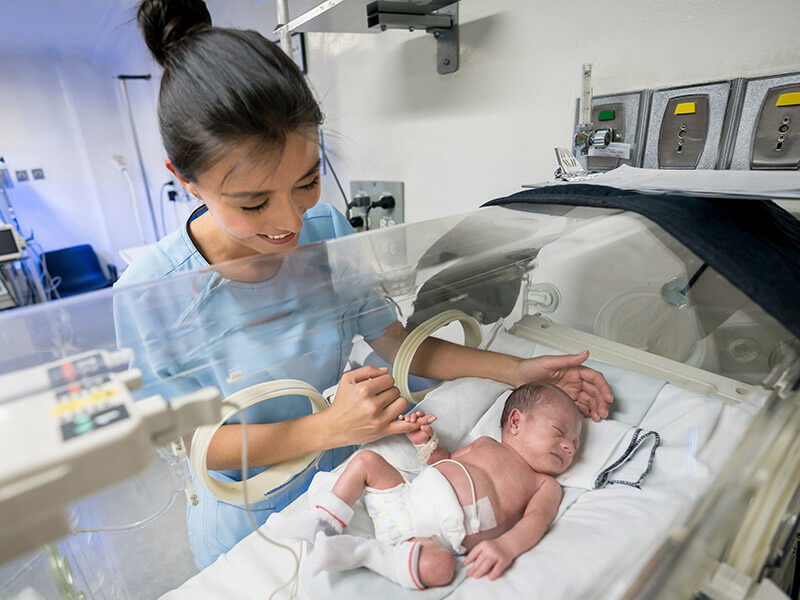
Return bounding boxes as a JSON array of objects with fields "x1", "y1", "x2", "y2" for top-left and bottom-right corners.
[
  {"x1": 513, "y1": 351, "x2": 613, "y2": 421},
  {"x1": 325, "y1": 365, "x2": 421, "y2": 446}
]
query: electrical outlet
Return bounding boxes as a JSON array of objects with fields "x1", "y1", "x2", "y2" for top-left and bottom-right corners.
[
  {"x1": 15, "y1": 170, "x2": 28, "y2": 182},
  {"x1": 31, "y1": 168, "x2": 45, "y2": 180},
  {"x1": 348, "y1": 181, "x2": 404, "y2": 231}
]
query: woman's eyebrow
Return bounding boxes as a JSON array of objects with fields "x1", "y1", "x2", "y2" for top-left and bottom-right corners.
[
  {"x1": 296, "y1": 158, "x2": 321, "y2": 182},
  {"x1": 221, "y1": 159, "x2": 322, "y2": 199},
  {"x1": 222, "y1": 189, "x2": 271, "y2": 200}
]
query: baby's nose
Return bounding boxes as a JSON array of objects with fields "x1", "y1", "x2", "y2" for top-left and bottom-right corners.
[{"x1": 561, "y1": 440, "x2": 575, "y2": 454}]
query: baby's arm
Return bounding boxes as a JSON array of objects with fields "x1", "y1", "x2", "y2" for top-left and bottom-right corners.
[
  {"x1": 400, "y1": 411, "x2": 451, "y2": 464},
  {"x1": 463, "y1": 476, "x2": 562, "y2": 581}
]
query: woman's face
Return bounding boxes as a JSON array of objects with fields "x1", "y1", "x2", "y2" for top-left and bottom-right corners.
[{"x1": 180, "y1": 130, "x2": 321, "y2": 259}]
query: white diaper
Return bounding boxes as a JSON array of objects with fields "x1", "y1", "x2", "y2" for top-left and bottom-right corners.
[{"x1": 363, "y1": 466, "x2": 467, "y2": 554}]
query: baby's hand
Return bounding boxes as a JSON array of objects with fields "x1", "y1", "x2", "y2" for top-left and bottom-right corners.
[
  {"x1": 399, "y1": 411, "x2": 436, "y2": 445},
  {"x1": 463, "y1": 539, "x2": 515, "y2": 581}
]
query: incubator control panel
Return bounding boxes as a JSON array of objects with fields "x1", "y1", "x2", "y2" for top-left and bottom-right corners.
[
  {"x1": 54, "y1": 374, "x2": 132, "y2": 441},
  {"x1": 0, "y1": 350, "x2": 221, "y2": 565}
]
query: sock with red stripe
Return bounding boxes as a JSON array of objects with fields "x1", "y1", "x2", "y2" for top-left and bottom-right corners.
[
  {"x1": 310, "y1": 533, "x2": 425, "y2": 590},
  {"x1": 265, "y1": 491, "x2": 353, "y2": 544}
]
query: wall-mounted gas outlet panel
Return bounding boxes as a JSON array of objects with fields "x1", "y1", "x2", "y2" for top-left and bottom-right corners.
[
  {"x1": 573, "y1": 92, "x2": 648, "y2": 172},
  {"x1": 643, "y1": 81, "x2": 735, "y2": 170},
  {"x1": 348, "y1": 180, "x2": 404, "y2": 231},
  {"x1": 728, "y1": 72, "x2": 800, "y2": 170},
  {"x1": 657, "y1": 95, "x2": 710, "y2": 169}
]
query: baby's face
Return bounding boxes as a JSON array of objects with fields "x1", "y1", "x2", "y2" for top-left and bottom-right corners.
[{"x1": 516, "y1": 401, "x2": 582, "y2": 476}]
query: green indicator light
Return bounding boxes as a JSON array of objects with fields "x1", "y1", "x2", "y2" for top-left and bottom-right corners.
[
  {"x1": 75, "y1": 422, "x2": 94, "y2": 434},
  {"x1": 598, "y1": 110, "x2": 616, "y2": 121}
]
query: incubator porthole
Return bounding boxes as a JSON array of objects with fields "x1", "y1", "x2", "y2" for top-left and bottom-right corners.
[
  {"x1": 725, "y1": 336, "x2": 760, "y2": 363},
  {"x1": 595, "y1": 289, "x2": 704, "y2": 365}
]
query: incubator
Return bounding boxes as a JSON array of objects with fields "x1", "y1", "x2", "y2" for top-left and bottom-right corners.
[{"x1": 0, "y1": 189, "x2": 798, "y2": 600}]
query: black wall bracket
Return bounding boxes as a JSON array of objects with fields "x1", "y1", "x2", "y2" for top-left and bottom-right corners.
[{"x1": 366, "y1": 1, "x2": 459, "y2": 74}]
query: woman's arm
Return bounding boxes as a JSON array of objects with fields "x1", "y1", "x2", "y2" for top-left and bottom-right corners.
[
  {"x1": 204, "y1": 364, "x2": 421, "y2": 470},
  {"x1": 368, "y1": 322, "x2": 612, "y2": 420}
]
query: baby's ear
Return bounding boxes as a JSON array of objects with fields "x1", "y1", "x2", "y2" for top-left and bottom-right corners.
[{"x1": 507, "y1": 408, "x2": 522, "y2": 434}]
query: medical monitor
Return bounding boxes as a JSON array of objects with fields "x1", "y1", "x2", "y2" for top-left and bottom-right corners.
[{"x1": 0, "y1": 225, "x2": 22, "y2": 263}]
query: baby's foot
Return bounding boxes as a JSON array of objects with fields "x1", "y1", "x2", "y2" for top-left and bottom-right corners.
[{"x1": 265, "y1": 510, "x2": 335, "y2": 544}]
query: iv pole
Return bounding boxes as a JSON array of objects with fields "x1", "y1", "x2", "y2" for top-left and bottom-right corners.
[
  {"x1": 118, "y1": 74, "x2": 160, "y2": 240},
  {"x1": 276, "y1": 0, "x2": 292, "y2": 56}
]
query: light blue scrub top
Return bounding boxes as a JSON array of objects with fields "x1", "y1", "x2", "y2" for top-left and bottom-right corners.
[{"x1": 114, "y1": 203, "x2": 396, "y2": 569}]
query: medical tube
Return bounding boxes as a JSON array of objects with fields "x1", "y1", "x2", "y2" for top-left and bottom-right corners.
[{"x1": 228, "y1": 401, "x2": 301, "y2": 600}]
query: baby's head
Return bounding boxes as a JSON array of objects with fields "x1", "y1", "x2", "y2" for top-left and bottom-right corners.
[{"x1": 500, "y1": 382, "x2": 582, "y2": 476}]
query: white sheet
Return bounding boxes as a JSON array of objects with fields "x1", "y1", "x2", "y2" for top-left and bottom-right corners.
[{"x1": 160, "y1": 333, "x2": 763, "y2": 600}]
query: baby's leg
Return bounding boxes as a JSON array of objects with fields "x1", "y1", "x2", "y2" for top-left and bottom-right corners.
[
  {"x1": 268, "y1": 450, "x2": 402, "y2": 543},
  {"x1": 333, "y1": 450, "x2": 404, "y2": 505},
  {"x1": 311, "y1": 533, "x2": 455, "y2": 590},
  {"x1": 413, "y1": 537, "x2": 456, "y2": 588}
]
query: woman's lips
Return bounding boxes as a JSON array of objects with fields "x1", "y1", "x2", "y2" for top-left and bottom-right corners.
[{"x1": 258, "y1": 232, "x2": 296, "y2": 245}]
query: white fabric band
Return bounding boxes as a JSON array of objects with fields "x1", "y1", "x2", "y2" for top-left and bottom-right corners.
[{"x1": 413, "y1": 430, "x2": 439, "y2": 464}]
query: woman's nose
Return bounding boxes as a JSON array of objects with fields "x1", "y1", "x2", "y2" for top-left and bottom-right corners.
[{"x1": 270, "y1": 194, "x2": 303, "y2": 232}]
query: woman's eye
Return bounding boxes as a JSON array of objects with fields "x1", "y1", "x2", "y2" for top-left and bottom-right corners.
[
  {"x1": 241, "y1": 200, "x2": 268, "y2": 213},
  {"x1": 299, "y1": 177, "x2": 320, "y2": 191}
]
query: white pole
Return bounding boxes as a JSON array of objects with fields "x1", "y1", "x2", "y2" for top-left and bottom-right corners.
[{"x1": 277, "y1": 0, "x2": 292, "y2": 56}]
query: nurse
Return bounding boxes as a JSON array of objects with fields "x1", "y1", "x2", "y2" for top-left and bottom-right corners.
[{"x1": 116, "y1": 0, "x2": 613, "y2": 570}]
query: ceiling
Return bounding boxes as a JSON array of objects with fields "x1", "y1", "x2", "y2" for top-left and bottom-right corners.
[{"x1": 0, "y1": 0, "x2": 295, "y2": 63}]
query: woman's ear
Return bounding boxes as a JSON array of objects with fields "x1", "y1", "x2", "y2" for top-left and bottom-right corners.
[{"x1": 165, "y1": 158, "x2": 199, "y2": 199}]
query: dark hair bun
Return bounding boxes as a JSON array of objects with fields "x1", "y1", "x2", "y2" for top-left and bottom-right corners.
[{"x1": 137, "y1": 0, "x2": 212, "y2": 67}]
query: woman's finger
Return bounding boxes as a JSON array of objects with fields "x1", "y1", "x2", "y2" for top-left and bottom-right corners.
[{"x1": 343, "y1": 365, "x2": 389, "y2": 384}]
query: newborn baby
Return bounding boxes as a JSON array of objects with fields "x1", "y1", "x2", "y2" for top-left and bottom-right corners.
[{"x1": 267, "y1": 382, "x2": 582, "y2": 590}]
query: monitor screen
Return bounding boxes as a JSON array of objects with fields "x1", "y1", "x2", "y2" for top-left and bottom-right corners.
[{"x1": 0, "y1": 228, "x2": 20, "y2": 257}]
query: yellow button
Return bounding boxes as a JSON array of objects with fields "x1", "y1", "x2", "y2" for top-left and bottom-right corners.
[
  {"x1": 776, "y1": 92, "x2": 800, "y2": 107},
  {"x1": 674, "y1": 102, "x2": 697, "y2": 115}
]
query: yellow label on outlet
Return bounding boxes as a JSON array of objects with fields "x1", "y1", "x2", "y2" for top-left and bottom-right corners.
[
  {"x1": 776, "y1": 92, "x2": 800, "y2": 107},
  {"x1": 674, "y1": 102, "x2": 697, "y2": 115}
]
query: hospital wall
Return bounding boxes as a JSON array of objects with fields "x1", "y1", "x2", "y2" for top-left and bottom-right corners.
[
  {"x1": 0, "y1": 42, "x2": 183, "y2": 269},
  {"x1": 307, "y1": 0, "x2": 800, "y2": 222},
  {"x1": 2, "y1": 0, "x2": 800, "y2": 270}
]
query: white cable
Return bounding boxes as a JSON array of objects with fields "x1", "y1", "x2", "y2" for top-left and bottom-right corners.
[
  {"x1": 431, "y1": 458, "x2": 480, "y2": 533},
  {"x1": 392, "y1": 310, "x2": 483, "y2": 404},
  {"x1": 72, "y1": 488, "x2": 179, "y2": 535},
  {"x1": 190, "y1": 380, "x2": 328, "y2": 505},
  {"x1": 111, "y1": 155, "x2": 146, "y2": 245},
  {"x1": 121, "y1": 167, "x2": 147, "y2": 246},
  {"x1": 226, "y1": 401, "x2": 299, "y2": 600}
]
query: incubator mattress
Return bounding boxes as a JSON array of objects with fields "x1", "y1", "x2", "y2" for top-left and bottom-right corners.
[{"x1": 160, "y1": 330, "x2": 763, "y2": 600}]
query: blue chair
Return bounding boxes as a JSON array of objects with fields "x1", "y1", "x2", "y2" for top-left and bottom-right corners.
[{"x1": 40, "y1": 244, "x2": 117, "y2": 298}]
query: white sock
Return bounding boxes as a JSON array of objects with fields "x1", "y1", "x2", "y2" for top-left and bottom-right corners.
[
  {"x1": 265, "y1": 491, "x2": 354, "y2": 544},
  {"x1": 310, "y1": 533, "x2": 424, "y2": 590}
]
